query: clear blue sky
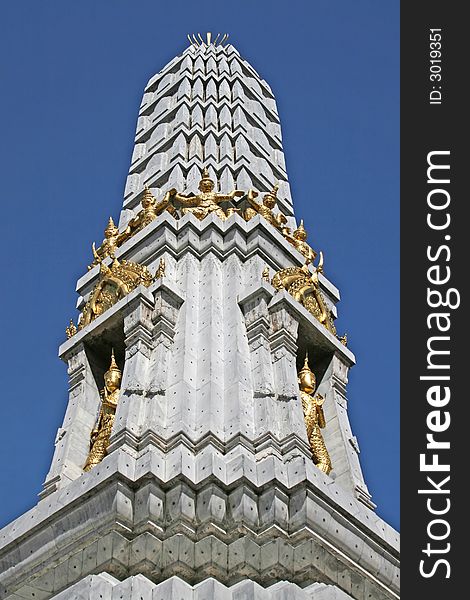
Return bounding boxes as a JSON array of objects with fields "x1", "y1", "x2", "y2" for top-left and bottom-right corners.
[{"x1": 0, "y1": 1, "x2": 399, "y2": 530}]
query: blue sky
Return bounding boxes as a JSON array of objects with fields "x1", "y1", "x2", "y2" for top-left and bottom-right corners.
[{"x1": 0, "y1": 1, "x2": 399, "y2": 530}]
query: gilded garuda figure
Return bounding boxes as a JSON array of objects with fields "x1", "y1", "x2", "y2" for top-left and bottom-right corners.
[
  {"x1": 298, "y1": 355, "x2": 332, "y2": 475},
  {"x1": 84, "y1": 351, "x2": 121, "y2": 471},
  {"x1": 89, "y1": 217, "x2": 129, "y2": 269},
  {"x1": 244, "y1": 183, "x2": 289, "y2": 234},
  {"x1": 128, "y1": 185, "x2": 178, "y2": 235},
  {"x1": 79, "y1": 256, "x2": 153, "y2": 329},
  {"x1": 169, "y1": 167, "x2": 244, "y2": 220},
  {"x1": 285, "y1": 220, "x2": 321, "y2": 270}
]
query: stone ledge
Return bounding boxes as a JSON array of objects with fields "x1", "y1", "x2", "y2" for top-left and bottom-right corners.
[
  {"x1": 44, "y1": 574, "x2": 356, "y2": 600},
  {"x1": 74, "y1": 216, "x2": 340, "y2": 307},
  {"x1": 0, "y1": 451, "x2": 399, "y2": 600},
  {"x1": 4, "y1": 532, "x2": 395, "y2": 600}
]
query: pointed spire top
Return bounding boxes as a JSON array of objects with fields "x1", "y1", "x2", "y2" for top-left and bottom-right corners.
[
  {"x1": 187, "y1": 32, "x2": 229, "y2": 48},
  {"x1": 300, "y1": 352, "x2": 311, "y2": 373}
]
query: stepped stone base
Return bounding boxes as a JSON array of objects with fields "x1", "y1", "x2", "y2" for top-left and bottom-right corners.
[
  {"x1": 43, "y1": 574, "x2": 354, "y2": 600},
  {"x1": 0, "y1": 445, "x2": 399, "y2": 600}
]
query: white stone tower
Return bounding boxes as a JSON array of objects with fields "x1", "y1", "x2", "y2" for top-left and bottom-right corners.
[{"x1": 0, "y1": 35, "x2": 399, "y2": 600}]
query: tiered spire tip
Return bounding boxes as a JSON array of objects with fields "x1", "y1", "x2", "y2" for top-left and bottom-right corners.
[{"x1": 187, "y1": 32, "x2": 229, "y2": 48}]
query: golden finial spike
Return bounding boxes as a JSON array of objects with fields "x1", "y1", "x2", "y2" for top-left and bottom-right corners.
[
  {"x1": 201, "y1": 166, "x2": 210, "y2": 179},
  {"x1": 104, "y1": 217, "x2": 117, "y2": 236},
  {"x1": 91, "y1": 241, "x2": 100, "y2": 262},
  {"x1": 294, "y1": 219, "x2": 307, "y2": 238},
  {"x1": 206, "y1": 32, "x2": 212, "y2": 46},
  {"x1": 107, "y1": 349, "x2": 121, "y2": 376},
  {"x1": 197, "y1": 33, "x2": 204, "y2": 46},
  {"x1": 214, "y1": 33, "x2": 221, "y2": 45},
  {"x1": 317, "y1": 251, "x2": 324, "y2": 274}
]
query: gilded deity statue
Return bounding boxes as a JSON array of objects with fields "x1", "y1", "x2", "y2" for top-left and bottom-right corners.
[
  {"x1": 84, "y1": 351, "x2": 122, "y2": 471},
  {"x1": 128, "y1": 185, "x2": 178, "y2": 235},
  {"x1": 298, "y1": 355, "x2": 332, "y2": 475},
  {"x1": 285, "y1": 220, "x2": 322, "y2": 270},
  {"x1": 89, "y1": 217, "x2": 128, "y2": 269},
  {"x1": 65, "y1": 319, "x2": 77, "y2": 339},
  {"x1": 245, "y1": 183, "x2": 289, "y2": 234},
  {"x1": 169, "y1": 167, "x2": 244, "y2": 220}
]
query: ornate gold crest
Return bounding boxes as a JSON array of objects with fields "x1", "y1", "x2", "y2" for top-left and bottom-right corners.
[
  {"x1": 272, "y1": 265, "x2": 336, "y2": 335},
  {"x1": 78, "y1": 256, "x2": 153, "y2": 329}
]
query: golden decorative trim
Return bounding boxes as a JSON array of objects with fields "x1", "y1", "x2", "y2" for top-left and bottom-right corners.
[
  {"x1": 79, "y1": 256, "x2": 153, "y2": 330},
  {"x1": 272, "y1": 265, "x2": 336, "y2": 335}
]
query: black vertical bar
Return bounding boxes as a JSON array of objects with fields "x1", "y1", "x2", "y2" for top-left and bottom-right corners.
[{"x1": 401, "y1": 3, "x2": 467, "y2": 597}]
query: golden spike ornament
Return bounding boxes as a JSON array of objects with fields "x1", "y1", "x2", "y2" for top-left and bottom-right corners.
[
  {"x1": 339, "y1": 333, "x2": 348, "y2": 346},
  {"x1": 78, "y1": 256, "x2": 154, "y2": 330},
  {"x1": 298, "y1": 355, "x2": 332, "y2": 475},
  {"x1": 65, "y1": 319, "x2": 77, "y2": 339},
  {"x1": 84, "y1": 351, "x2": 122, "y2": 471},
  {"x1": 169, "y1": 167, "x2": 244, "y2": 221},
  {"x1": 244, "y1": 182, "x2": 289, "y2": 234}
]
